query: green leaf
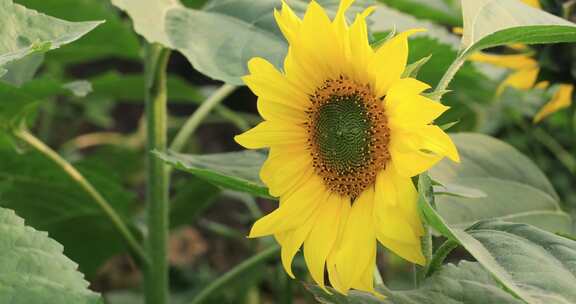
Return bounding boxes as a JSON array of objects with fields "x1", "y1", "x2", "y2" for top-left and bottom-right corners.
[
  {"x1": 0, "y1": 147, "x2": 137, "y2": 277},
  {"x1": 0, "y1": 0, "x2": 103, "y2": 73},
  {"x1": 460, "y1": 0, "x2": 576, "y2": 57},
  {"x1": 112, "y1": 0, "x2": 369, "y2": 84},
  {"x1": 458, "y1": 221, "x2": 576, "y2": 304},
  {"x1": 156, "y1": 150, "x2": 272, "y2": 199},
  {"x1": 0, "y1": 206, "x2": 103, "y2": 303},
  {"x1": 15, "y1": 0, "x2": 140, "y2": 63},
  {"x1": 430, "y1": 133, "x2": 570, "y2": 233},
  {"x1": 376, "y1": 0, "x2": 461, "y2": 26},
  {"x1": 0, "y1": 82, "x2": 39, "y2": 130},
  {"x1": 0, "y1": 53, "x2": 43, "y2": 86},
  {"x1": 307, "y1": 262, "x2": 522, "y2": 304}
]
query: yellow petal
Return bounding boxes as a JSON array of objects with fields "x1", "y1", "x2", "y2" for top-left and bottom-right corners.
[
  {"x1": 416, "y1": 125, "x2": 460, "y2": 162},
  {"x1": 273, "y1": 0, "x2": 301, "y2": 44},
  {"x1": 331, "y1": 188, "x2": 377, "y2": 292},
  {"x1": 378, "y1": 235, "x2": 425, "y2": 265},
  {"x1": 249, "y1": 175, "x2": 327, "y2": 237},
  {"x1": 497, "y1": 67, "x2": 540, "y2": 96},
  {"x1": 243, "y1": 57, "x2": 308, "y2": 108},
  {"x1": 234, "y1": 121, "x2": 307, "y2": 149},
  {"x1": 276, "y1": 214, "x2": 318, "y2": 278},
  {"x1": 389, "y1": 128, "x2": 442, "y2": 177},
  {"x1": 304, "y1": 194, "x2": 349, "y2": 290},
  {"x1": 469, "y1": 53, "x2": 537, "y2": 70},
  {"x1": 257, "y1": 97, "x2": 307, "y2": 124},
  {"x1": 348, "y1": 6, "x2": 376, "y2": 83},
  {"x1": 298, "y1": 1, "x2": 345, "y2": 78},
  {"x1": 522, "y1": 0, "x2": 541, "y2": 9},
  {"x1": 534, "y1": 84, "x2": 574, "y2": 123},
  {"x1": 386, "y1": 79, "x2": 449, "y2": 127},
  {"x1": 351, "y1": 253, "x2": 377, "y2": 294},
  {"x1": 260, "y1": 147, "x2": 314, "y2": 197},
  {"x1": 370, "y1": 29, "x2": 425, "y2": 97}
]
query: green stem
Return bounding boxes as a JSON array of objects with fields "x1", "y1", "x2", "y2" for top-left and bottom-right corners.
[
  {"x1": 532, "y1": 127, "x2": 576, "y2": 175},
  {"x1": 144, "y1": 43, "x2": 171, "y2": 304},
  {"x1": 425, "y1": 240, "x2": 458, "y2": 277},
  {"x1": 431, "y1": 53, "x2": 467, "y2": 100},
  {"x1": 416, "y1": 174, "x2": 436, "y2": 286},
  {"x1": 189, "y1": 245, "x2": 280, "y2": 304},
  {"x1": 170, "y1": 84, "x2": 237, "y2": 153},
  {"x1": 13, "y1": 128, "x2": 147, "y2": 263}
]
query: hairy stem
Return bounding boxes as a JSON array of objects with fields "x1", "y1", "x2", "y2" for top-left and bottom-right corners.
[
  {"x1": 144, "y1": 43, "x2": 171, "y2": 304},
  {"x1": 14, "y1": 128, "x2": 147, "y2": 263},
  {"x1": 431, "y1": 53, "x2": 467, "y2": 100},
  {"x1": 170, "y1": 84, "x2": 237, "y2": 153},
  {"x1": 425, "y1": 239, "x2": 458, "y2": 277}
]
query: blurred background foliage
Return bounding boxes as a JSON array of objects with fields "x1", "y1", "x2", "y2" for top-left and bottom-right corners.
[{"x1": 0, "y1": 0, "x2": 574, "y2": 303}]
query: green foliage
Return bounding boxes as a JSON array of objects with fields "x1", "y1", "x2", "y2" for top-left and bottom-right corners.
[
  {"x1": 308, "y1": 262, "x2": 523, "y2": 303},
  {"x1": 431, "y1": 133, "x2": 571, "y2": 233},
  {"x1": 460, "y1": 0, "x2": 576, "y2": 56},
  {"x1": 0, "y1": 147, "x2": 136, "y2": 277},
  {"x1": 0, "y1": 0, "x2": 102, "y2": 75},
  {"x1": 377, "y1": 0, "x2": 461, "y2": 26},
  {"x1": 156, "y1": 150, "x2": 272, "y2": 199},
  {"x1": 0, "y1": 206, "x2": 103, "y2": 303}
]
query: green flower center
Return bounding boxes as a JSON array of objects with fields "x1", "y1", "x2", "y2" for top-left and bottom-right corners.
[
  {"x1": 306, "y1": 77, "x2": 391, "y2": 198},
  {"x1": 313, "y1": 95, "x2": 372, "y2": 174}
]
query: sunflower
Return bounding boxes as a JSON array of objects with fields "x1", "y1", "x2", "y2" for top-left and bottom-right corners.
[
  {"x1": 235, "y1": 0, "x2": 459, "y2": 294},
  {"x1": 467, "y1": 0, "x2": 574, "y2": 123}
]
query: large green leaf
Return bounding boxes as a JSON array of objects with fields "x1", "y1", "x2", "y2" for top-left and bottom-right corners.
[
  {"x1": 0, "y1": 82, "x2": 39, "y2": 130},
  {"x1": 458, "y1": 221, "x2": 576, "y2": 304},
  {"x1": 418, "y1": 174, "x2": 576, "y2": 304},
  {"x1": 0, "y1": 0, "x2": 102, "y2": 73},
  {"x1": 15, "y1": 0, "x2": 140, "y2": 64},
  {"x1": 111, "y1": 0, "x2": 368, "y2": 84},
  {"x1": 0, "y1": 206, "x2": 103, "y2": 303},
  {"x1": 308, "y1": 262, "x2": 522, "y2": 304},
  {"x1": 0, "y1": 147, "x2": 136, "y2": 277},
  {"x1": 156, "y1": 150, "x2": 272, "y2": 199},
  {"x1": 460, "y1": 0, "x2": 576, "y2": 56},
  {"x1": 430, "y1": 133, "x2": 570, "y2": 234}
]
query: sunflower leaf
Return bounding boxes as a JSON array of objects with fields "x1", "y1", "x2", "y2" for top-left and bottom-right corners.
[
  {"x1": 0, "y1": 206, "x2": 103, "y2": 303},
  {"x1": 430, "y1": 133, "x2": 571, "y2": 234},
  {"x1": 306, "y1": 261, "x2": 523, "y2": 303},
  {"x1": 111, "y1": 0, "x2": 370, "y2": 84},
  {"x1": 376, "y1": 0, "x2": 461, "y2": 26},
  {"x1": 155, "y1": 150, "x2": 273, "y2": 199},
  {"x1": 460, "y1": 0, "x2": 576, "y2": 57},
  {"x1": 0, "y1": 0, "x2": 103, "y2": 77}
]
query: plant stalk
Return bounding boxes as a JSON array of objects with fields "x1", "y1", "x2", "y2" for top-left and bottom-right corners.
[
  {"x1": 13, "y1": 128, "x2": 147, "y2": 263},
  {"x1": 189, "y1": 245, "x2": 280, "y2": 304},
  {"x1": 170, "y1": 84, "x2": 237, "y2": 153},
  {"x1": 144, "y1": 43, "x2": 171, "y2": 304},
  {"x1": 425, "y1": 239, "x2": 458, "y2": 277},
  {"x1": 431, "y1": 53, "x2": 467, "y2": 100}
]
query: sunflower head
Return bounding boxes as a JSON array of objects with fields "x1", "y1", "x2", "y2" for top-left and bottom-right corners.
[{"x1": 235, "y1": 0, "x2": 459, "y2": 295}]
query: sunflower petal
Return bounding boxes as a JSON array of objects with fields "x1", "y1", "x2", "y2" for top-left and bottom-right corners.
[
  {"x1": 371, "y1": 29, "x2": 425, "y2": 97},
  {"x1": 332, "y1": 188, "x2": 376, "y2": 292},
  {"x1": 304, "y1": 194, "x2": 348, "y2": 289},
  {"x1": 497, "y1": 66, "x2": 540, "y2": 96},
  {"x1": 273, "y1": 0, "x2": 301, "y2": 44},
  {"x1": 234, "y1": 121, "x2": 307, "y2": 149},
  {"x1": 386, "y1": 79, "x2": 448, "y2": 127},
  {"x1": 534, "y1": 84, "x2": 574, "y2": 123},
  {"x1": 276, "y1": 215, "x2": 317, "y2": 278},
  {"x1": 249, "y1": 176, "x2": 326, "y2": 237},
  {"x1": 378, "y1": 235, "x2": 425, "y2": 265}
]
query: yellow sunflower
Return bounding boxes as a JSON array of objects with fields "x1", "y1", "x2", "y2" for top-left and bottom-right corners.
[
  {"x1": 467, "y1": 0, "x2": 574, "y2": 123},
  {"x1": 235, "y1": 0, "x2": 459, "y2": 294}
]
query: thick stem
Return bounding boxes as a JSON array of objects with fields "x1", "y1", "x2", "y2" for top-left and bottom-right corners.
[
  {"x1": 189, "y1": 245, "x2": 280, "y2": 304},
  {"x1": 144, "y1": 44, "x2": 171, "y2": 304},
  {"x1": 14, "y1": 128, "x2": 147, "y2": 263},
  {"x1": 170, "y1": 84, "x2": 237, "y2": 153}
]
